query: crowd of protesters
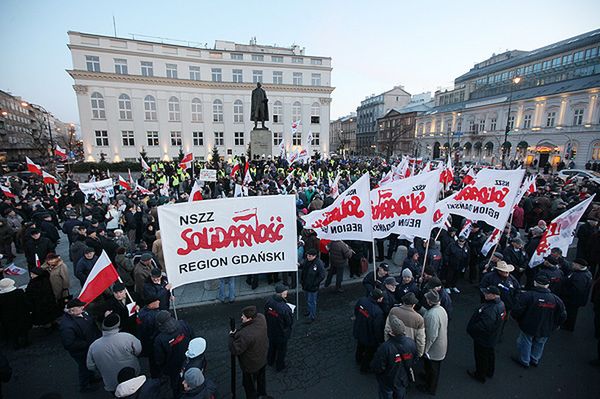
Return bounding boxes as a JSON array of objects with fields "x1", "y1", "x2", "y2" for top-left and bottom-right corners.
[{"x1": 0, "y1": 154, "x2": 599, "y2": 398}]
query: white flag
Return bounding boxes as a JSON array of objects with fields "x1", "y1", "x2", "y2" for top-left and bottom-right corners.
[
  {"x1": 481, "y1": 228, "x2": 502, "y2": 256},
  {"x1": 431, "y1": 192, "x2": 458, "y2": 231}
]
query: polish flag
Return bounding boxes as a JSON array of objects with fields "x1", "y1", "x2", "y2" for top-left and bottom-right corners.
[
  {"x1": 188, "y1": 180, "x2": 204, "y2": 202},
  {"x1": 141, "y1": 158, "x2": 151, "y2": 172},
  {"x1": 243, "y1": 164, "x2": 253, "y2": 186},
  {"x1": 42, "y1": 171, "x2": 59, "y2": 185},
  {"x1": 54, "y1": 145, "x2": 67, "y2": 159},
  {"x1": 179, "y1": 153, "x2": 193, "y2": 169},
  {"x1": 230, "y1": 162, "x2": 241, "y2": 178},
  {"x1": 481, "y1": 228, "x2": 501, "y2": 256},
  {"x1": 330, "y1": 173, "x2": 341, "y2": 199},
  {"x1": 291, "y1": 120, "x2": 301, "y2": 134},
  {"x1": 128, "y1": 169, "x2": 135, "y2": 186},
  {"x1": 0, "y1": 185, "x2": 15, "y2": 198},
  {"x1": 440, "y1": 156, "x2": 454, "y2": 187},
  {"x1": 35, "y1": 254, "x2": 41, "y2": 269},
  {"x1": 26, "y1": 157, "x2": 42, "y2": 176},
  {"x1": 527, "y1": 176, "x2": 537, "y2": 194},
  {"x1": 118, "y1": 175, "x2": 131, "y2": 191},
  {"x1": 462, "y1": 168, "x2": 476, "y2": 186},
  {"x1": 78, "y1": 251, "x2": 119, "y2": 304},
  {"x1": 135, "y1": 184, "x2": 153, "y2": 195}
]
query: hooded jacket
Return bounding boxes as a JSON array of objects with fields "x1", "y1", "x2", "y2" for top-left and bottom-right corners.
[
  {"x1": 264, "y1": 294, "x2": 294, "y2": 342},
  {"x1": 114, "y1": 375, "x2": 161, "y2": 399},
  {"x1": 153, "y1": 318, "x2": 194, "y2": 376}
]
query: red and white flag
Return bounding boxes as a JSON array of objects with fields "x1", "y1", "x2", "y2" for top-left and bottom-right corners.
[
  {"x1": 291, "y1": 120, "x2": 301, "y2": 134},
  {"x1": 0, "y1": 185, "x2": 15, "y2": 198},
  {"x1": 42, "y1": 171, "x2": 59, "y2": 185},
  {"x1": 243, "y1": 162, "x2": 252, "y2": 186},
  {"x1": 78, "y1": 250, "x2": 119, "y2": 304},
  {"x1": 529, "y1": 194, "x2": 596, "y2": 267},
  {"x1": 462, "y1": 167, "x2": 476, "y2": 186},
  {"x1": 512, "y1": 175, "x2": 535, "y2": 209},
  {"x1": 118, "y1": 175, "x2": 131, "y2": 191},
  {"x1": 179, "y1": 153, "x2": 193, "y2": 169},
  {"x1": 35, "y1": 253, "x2": 41, "y2": 269},
  {"x1": 481, "y1": 228, "x2": 501, "y2": 256},
  {"x1": 135, "y1": 184, "x2": 153, "y2": 195},
  {"x1": 26, "y1": 157, "x2": 42, "y2": 176},
  {"x1": 188, "y1": 180, "x2": 204, "y2": 202},
  {"x1": 329, "y1": 173, "x2": 341, "y2": 199},
  {"x1": 128, "y1": 169, "x2": 135, "y2": 186},
  {"x1": 459, "y1": 219, "x2": 473, "y2": 239},
  {"x1": 379, "y1": 170, "x2": 393, "y2": 186},
  {"x1": 141, "y1": 158, "x2": 151, "y2": 172},
  {"x1": 302, "y1": 173, "x2": 372, "y2": 241},
  {"x1": 54, "y1": 145, "x2": 67, "y2": 159},
  {"x1": 439, "y1": 156, "x2": 454, "y2": 187},
  {"x1": 527, "y1": 175, "x2": 537, "y2": 195},
  {"x1": 230, "y1": 162, "x2": 241, "y2": 178},
  {"x1": 431, "y1": 192, "x2": 458, "y2": 231}
]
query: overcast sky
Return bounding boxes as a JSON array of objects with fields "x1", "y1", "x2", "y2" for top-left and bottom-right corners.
[{"x1": 1, "y1": 0, "x2": 599, "y2": 125}]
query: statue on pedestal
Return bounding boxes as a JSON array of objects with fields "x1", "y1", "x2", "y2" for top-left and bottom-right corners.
[{"x1": 251, "y1": 82, "x2": 269, "y2": 130}]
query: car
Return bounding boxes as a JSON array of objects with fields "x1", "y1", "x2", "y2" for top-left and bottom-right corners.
[{"x1": 557, "y1": 169, "x2": 600, "y2": 185}]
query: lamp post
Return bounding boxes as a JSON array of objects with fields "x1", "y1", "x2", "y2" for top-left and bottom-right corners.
[
  {"x1": 21, "y1": 101, "x2": 55, "y2": 171},
  {"x1": 502, "y1": 76, "x2": 522, "y2": 168}
]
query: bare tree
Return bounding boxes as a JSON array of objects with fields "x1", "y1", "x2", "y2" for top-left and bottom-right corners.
[{"x1": 379, "y1": 124, "x2": 414, "y2": 158}]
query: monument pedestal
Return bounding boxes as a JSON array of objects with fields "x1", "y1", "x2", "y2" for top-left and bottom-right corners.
[{"x1": 250, "y1": 128, "x2": 273, "y2": 160}]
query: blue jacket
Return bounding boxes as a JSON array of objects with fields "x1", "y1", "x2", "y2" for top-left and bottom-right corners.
[
  {"x1": 59, "y1": 312, "x2": 101, "y2": 357},
  {"x1": 511, "y1": 287, "x2": 567, "y2": 337},
  {"x1": 480, "y1": 271, "x2": 520, "y2": 310},
  {"x1": 75, "y1": 256, "x2": 98, "y2": 286},
  {"x1": 370, "y1": 335, "x2": 417, "y2": 390},
  {"x1": 353, "y1": 296, "x2": 384, "y2": 346},
  {"x1": 467, "y1": 298, "x2": 506, "y2": 348},
  {"x1": 561, "y1": 269, "x2": 593, "y2": 307},
  {"x1": 264, "y1": 295, "x2": 294, "y2": 342}
]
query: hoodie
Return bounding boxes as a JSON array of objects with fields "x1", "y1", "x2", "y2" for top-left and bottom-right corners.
[{"x1": 114, "y1": 375, "x2": 161, "y2": 399}]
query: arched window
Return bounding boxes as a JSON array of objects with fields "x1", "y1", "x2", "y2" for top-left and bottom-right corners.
[
  {"x1": 191, "y1": 98, "x2": 202, "y2": 122},
  {"x1": 273, "y1": 101, "x2": 283, "y2": 123},
  {"x1": 591, "y1": 141, "x2": 600, "y2": 160},
  {"x1": 310, "y1": 102, "x2": 320, "y2": 124},
  {"x1": 484, "y1": 142, "x2": 494, "y2": 157},
  {"x1": 118, "y1": 94, "x2": 132, "y2": 120},
  {"x1": 168, "y1": 96, "x2": 180, "y2": 121},
  {"x1": 213, "y1": 99, "x2": 223, "y2": 122},
  {"x1": 91, "y1": 92, "x2": 105, "y2": 119},
  {"x1": 292, "y1": 101, "x2": 301, "y2": 122},
  {"x1": 144, "y1": 95, "x2": 157, "y2": 121},
  {"x1": 233, "y1": 100, "x2": 243, "y2": 123}
]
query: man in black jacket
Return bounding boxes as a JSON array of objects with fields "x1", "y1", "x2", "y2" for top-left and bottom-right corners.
[
  {"x1": 59, "y1": 298, "x2": 101, "y2": 393},
  {"x1": 561, "y1": 258, "x2": 593, "y2": 332},
  {"x1": 511, "y1": 275, "x2": 567, "y2": 368},
  {"x1": 444, "y1": 236, "x2": 470, "y2": 294},
  {"x1": 353, "y1": 288, "x2": 385, "y2": 373},
  {"x1": 264, "y1": 284, "x2": 294, "y2": 371},
  {"x1": 503, "y1": 237, "x2": 527, "y2": 280},
  {"x1": 370, "y1": 317, "x2": 417, "y2": 399},
  {"x1": 362, "y1": 262, "x2": 389, "y2": 296},
  {"x1": 467, "y1": 286, "x2": 506, "y2": 383},
  {"x1": 23, "y1": 228, "x2": 55, "y2": 270},
  {"x1": 300, "y1": 248, "x2": 326, "y2": 322},
  {"x1": 102, "y1": 282, "x2": 137, "y2": 335}
]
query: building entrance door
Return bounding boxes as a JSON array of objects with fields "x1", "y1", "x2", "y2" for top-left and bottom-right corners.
[{"x1": 539, "y1": 153, "x2": 550, "y2": 168}]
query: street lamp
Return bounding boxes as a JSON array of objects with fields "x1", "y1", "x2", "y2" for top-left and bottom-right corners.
[{"x1": 502, "y1": 76, "x2": 522, "y2": 168}]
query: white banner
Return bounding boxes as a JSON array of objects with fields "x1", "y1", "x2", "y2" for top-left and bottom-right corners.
[
  {"x1": 431, "y1": 192, "x2": 458, "y2": 230},
  {"x1": 78, "y1": 178, "x2": 114, "y2": 202},
  {"x1": 157, "y1": 195, "x2": 298, "y2": 288},
  {"x1": 444, "y1": 168, "x2": 525, "y2": 231},
  {"x1": 529, "y1": 194, "x2": 595, "y2": 267},
  {"x1": 198, "y1": 169, "x2": 217, "y2": 182},
  {"x1": 371, "y1": 169, "x2": 441, "y2": 239},
  {"x1": 302, "y1": 173, "x2": 372, "y2": 241}
]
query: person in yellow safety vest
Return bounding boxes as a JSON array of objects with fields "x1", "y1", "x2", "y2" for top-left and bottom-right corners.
[
  {"x1": 151, "y1": 163, "x2": 157, "y2": 172},
  {"x1": 172, "y1": 175, "x2": 180, "y2": 189}
]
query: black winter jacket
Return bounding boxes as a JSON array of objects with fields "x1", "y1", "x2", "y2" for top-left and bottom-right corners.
[
  {"x1": 264, "y1": 295, "x2": 294, "y2": 342},
  {"x1": 511, "y1": 287, "x2": 566, "y2": 337},
  {"x1": 59, "y1": 312, "x2": 101, "y2": 356},
  {"x1": 300, "y1": 258, "x2": 326, "y2": 292},
  {"x1": 153, "y1": 320, "x2": 194, "y2": 376},
  {"x1": 353, "y1": 296, "x2": 384, "y2": 346},
  {"x1": 467, "y1": 298, "x2": 506, "y2": 348},
  {"x1": 445, "y1": 241, "x2": 470, "y2": 270},
  {"x1": 370, "y1": 335, "x2": 417, "y2": 390},
  {"x1": 561, "y1": 269, "x2": 593, "y2": 307},
  {"x1": 480, "y1": 271, "x2": 520, "y2": 310}
]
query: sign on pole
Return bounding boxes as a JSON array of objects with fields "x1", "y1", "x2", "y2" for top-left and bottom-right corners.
[
  {"x1": 157, "y1": 195, "x2": 298, "y2": 288},
  {"x1": 78, "y1": 178, "x2": 114, "y2": 202},
  {"x1": 198, "y1": 169, "x2": 217, "y2": 182}
]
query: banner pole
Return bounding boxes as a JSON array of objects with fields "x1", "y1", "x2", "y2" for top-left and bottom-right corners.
[
  {"x1": 117, "y1": 276, "x2": 135, "y2": 304},
  {"x1": 372, "y1": 240, "x2": 377, "y2": 280},
  {"x1": 420, "y1": 239, "x2": 431, "y2": 279},
  {"x1": 172, "y1": 287, "x2": 179, "y2": 320},
  {"x1": 296, "y1": 269, "x2": 299, "y2": 321}
]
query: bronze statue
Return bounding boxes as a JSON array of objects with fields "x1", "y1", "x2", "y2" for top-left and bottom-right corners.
[{"x1": 251, "y1": 82, "x2": 269, "y2": 129}]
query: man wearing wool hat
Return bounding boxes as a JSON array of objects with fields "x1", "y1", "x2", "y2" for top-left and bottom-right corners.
[
  {"x1": 86, "y1": 313, "x2": 142, "y2": 393},
  {"x1": 371, "y1": 317, "x2": 417, "y2": 399},
  {"x1": 181, "y1": 367, "x2": 218, "y2": 398}
]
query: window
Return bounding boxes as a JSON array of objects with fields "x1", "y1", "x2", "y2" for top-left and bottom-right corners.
[
  {"x1": 86, "y1": 56, "x2": 100, "y2": 72},
  {"x1": 273, "y1": 101, "x2": 283, "y2": 123},
  {"x1": 232, "y1": 69, "x2": 243, "y2": 83},
  {"x1": 435, "y1": 120, "x2": 441, "y2": 132},
  {"x1": 94, "y1": 130, "x2": 108, "y2": 146},
  {"x1": 191, "y1": 98, "x2": 202, "y2": 122},
  {"x1": 293, "y1": 72, "x2": 303, "y2": 85},
  {"x1": 121, "y1": 131, "x2": 135, "y2": 146},
  {"x1": 213, "y1": 99, "x2": 223, "y2": 122},
  {"x1": 273, "y1": 132, "x2": 282, "y2": 145},
  {"x1": 252, "y1": 70, "x2": 263, "y2": 83},
  {"x1": 573, "y1": 51, "x2": 584, "y2": 62},
  {"x1": 211, "y1": 68, "x2": 222, "y2": 82},
  {"x1": 468, "y1": 120, "x2": 476, "y2": 133},
  {"x1": 90, "y1": 92, "x2": 105, "y2": 119},
  {"x1": 232, "y1": 100, "x2": 243, "y2": 123},
  {"x1": 562, "y1": 54, "x2": 573, "y2": 65},
  {"x1": 585, "y1": 48, "x2": 598, "y2": 59},
  {"x1": 523, "y1": 114, "x2": 532, "y2": 129},
  {"x1": 141, "y1": 61, "x2": 154, "y2": 77},
  {"x1": 573, "y1": 108, "x2": 584, "y2": 126},
  {"x1": 118, "y1": 94, "x2": 132, "y2": 120},
  {"x1": 231, "y1": 53, "x2": 243, "y2": 60},
  {"x1": 312, "y1": 132, "x2": 320, "y2": 145},
  {"x1": 271, "y1": 56, "x2": 283, "y2": 63},
  {"x1": 144, "y1": 95, "x2": 157, "y2": 121},
  {"x1": 533, "y1": 63, "x2": 542, "y2": 72},
  {"x1": 508, "y1": 116, "x2": 515, "y2": 130},
  {"x1": 192, "y1": 131, "x2": 204, "y2": 146},
  {"x1": 552, "y1": 57, "x2": 561, "y2": 67},
  {"x1": 166, "y1": 64, "x2": 178, "y2": 79},
  {"x1": 291, "y1": 57, "x2": 303, "y2": 64},
  {"x1": 234, "y1": 131, "x2": 244, "y2": 146},
  {"x1": 168, "y1": 97, "x2": 180, "y2": 121},
  {"x1": 272, "y1": 71, "x2": 283, "y2": 84},
  {"x1": 525, "y1": 65, "x2": 533, "y2": 75},
  {"x1": 311, "y1": 58, "x2": 323, "y2": 65},
  {"x1": 189, "y1": 66, "x2": 201, "y2": 80},
  {"x1": 311, "y1": 73, "x2": 321, "y2": 86},
  {"x1": 542, "y1": 60, "x2": 551, "y2": 70},
  {"x1": 478, "y1": 119, "x2": 485, "y2": 132},
  {"x1": 293, "y1": 132, "x2": 302, "y2": 146},
  {"x1": 251, "y1": 54, "x2": 264, "y2": 61},
  {"x1": 170, "y1": 131, "x2": 182, "y2": 146},
  {"x1": 546, "y1": 111, "x2": 556, "y2": 127},
  {"x1": 592, "y1": 141, "x2": 600, "y2": 160},
  {"x1": 114, "y1": 58, "x2": 128, "y2": 75},
  {"x1": 146, "y1": 131, "x2": 159, "y2": 146},
  {"x1": 292, "y1": 101, "x2": 301, "y2": 122},
  {"x1": 214, "y1": 131, "x2": 224, "y2": 146},
  {"x1": 456, "y1": 119, "x2": 462, "y2": 132},
  {"x1": 446, "y1": 120, "x2": 452, "y2": 134},
  {"x1": 489, "y1": 118, "x2": 497, "y2": 131}
]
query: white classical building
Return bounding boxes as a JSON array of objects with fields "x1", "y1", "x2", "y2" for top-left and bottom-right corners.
[
  {"x1": 415, "y1": 29, "x2": 600, "y2": 168},
  {"x1": 67, "y1": 32, "x2": 333, "y2": 162}
]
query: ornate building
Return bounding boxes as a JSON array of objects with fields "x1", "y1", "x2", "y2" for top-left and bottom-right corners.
[{"x1": 329, "y1": 112, "x2": 356, "y2": 156}]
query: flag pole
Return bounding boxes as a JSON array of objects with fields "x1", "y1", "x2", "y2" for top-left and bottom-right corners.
[
  {"x1": 372, "y1": 240, "x2": 377, "y2": 281},
  {"x1": 296, "y1": 269, "x2": 299, "y2": 321},
  {"x1": 171, "y1": 287, "x2": 179, "y2": 320},
  {"x1": 117, "y1": 276, "x2": 135, "y2": 304}
]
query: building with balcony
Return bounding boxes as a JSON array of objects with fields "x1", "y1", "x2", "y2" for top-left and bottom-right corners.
[
  {"x1": 329, "y1": 112, "x2": 356, "y2": 156},
  {"x1": 67, "y1": 32, "x2": 334, "y2": 162},
  {"x1": 416, "y1": 29, "x2": 600, "y2": 168}
]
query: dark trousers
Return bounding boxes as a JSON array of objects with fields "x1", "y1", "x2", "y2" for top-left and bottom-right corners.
[
  {"x1": 376, "y1": 239, "x2": 385, "y2": 260},
  {"x1": 356, "y1": 342, "x2": 377, "y2": 373},
  {"x1": 446, "y1": 266, "x2": 460, "y2": 287},
  {"x1": 387, "y1": 234, "x2": 399, "y2": 258},
  {"x1": 71, "y1": 352, "x2": 94, "y2": 389},
  {"x1": 473, "y1": 342, "x2": 495, "y2": 380},
  {"x1": 423, "y1": 358, "x2": 442, "y2": 394},
  {"x1": 242, "y1": 365, "x2": 267, "y2": 399},
  {"x1": 325, "y1": 264, "x2": 344, "y2": 290},
  {"x1": 563, "y1": 304, "x2": 580, "y2": 331},
  {"x1": 268, "y1": 339, "x2": 288, "y2": 371}
]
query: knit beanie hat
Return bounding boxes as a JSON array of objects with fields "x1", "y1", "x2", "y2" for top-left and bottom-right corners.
[
  {"x1": 425, "y1": 289, "x2": 440, "y2": 304},
  {"x1": 402, "y1": 268, "x2": 413, "y2": 278},
  {"x1": 389, "y1": 316, "x2": 406, "y2": 336},
  {"x1": 184, "y1": 368, "x2": 205, "y2": 389},
  {"x1": 103, "y1": 313, "x2": 120, "y2": 331}
]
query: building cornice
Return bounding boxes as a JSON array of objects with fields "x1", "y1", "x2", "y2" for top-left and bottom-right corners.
[{"x1": 67, "y1": 70, "x2": 335, "y2": 95}]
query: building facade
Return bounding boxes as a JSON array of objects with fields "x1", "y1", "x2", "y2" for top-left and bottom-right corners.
[
  {"x1": 329, "y1": 112, "x2": 356, "y2": 156},
  {"x1": 416, "y1": 29, "x2": 600, "y2": 167},
  {"x1": 356, "y1": 86, "x2": 410, "y2": 155},
  {"x1": 67, "y1": 32, "x2": 333, "y2": 162}
]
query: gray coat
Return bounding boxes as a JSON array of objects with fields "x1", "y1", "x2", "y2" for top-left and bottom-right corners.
[
  {"x1": 87, "y1": 329, "x2": 142, "y2": 391},
  {"x1": 328, "y1": 241, "x2": 353, "y2": 268},
  {"x1": 423, "y1": 304, "x2": 448, "y2": 361}
]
